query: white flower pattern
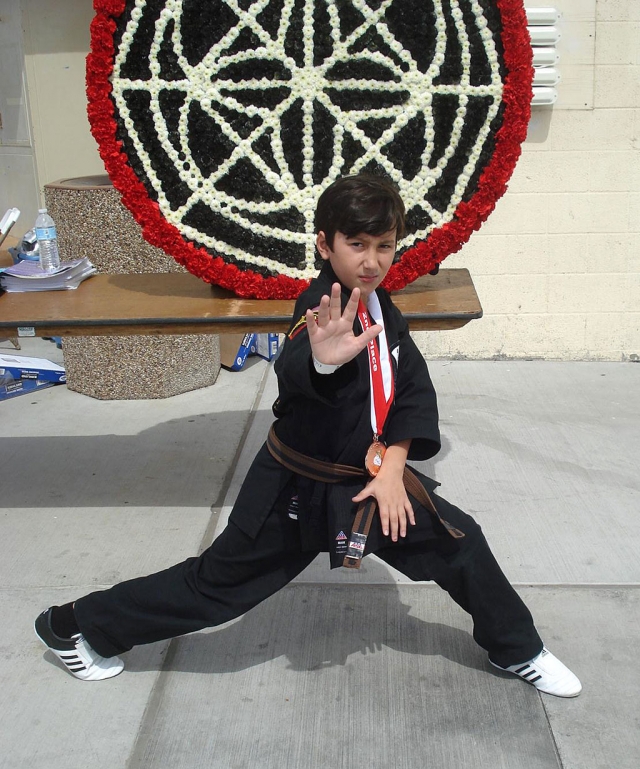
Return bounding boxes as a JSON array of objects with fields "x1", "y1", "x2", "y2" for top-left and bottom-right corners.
[{"x1": 110, "y1": 0, "x2": 504, "y2": 279}]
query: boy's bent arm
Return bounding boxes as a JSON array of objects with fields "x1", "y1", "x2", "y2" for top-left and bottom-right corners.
[{"x1": 352, "y1": 439, "x2": 414, "y2": 542}]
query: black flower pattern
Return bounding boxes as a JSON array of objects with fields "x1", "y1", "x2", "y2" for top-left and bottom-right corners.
[{"x1": 108, "y1": 0, "x2": 510, "y2": 279}]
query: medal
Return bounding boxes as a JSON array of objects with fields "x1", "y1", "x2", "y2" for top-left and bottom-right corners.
[
  {"x1": 365, "y1": 440, "x2": 386, "y2": 477},
  {"x1": 358, "y1": 294, "x2": 395, "y2": 477}
]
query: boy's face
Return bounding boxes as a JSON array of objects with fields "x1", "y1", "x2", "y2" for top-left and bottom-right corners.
[{"x1": 316, "y1": 229, "x2": 397, "y2": 298}]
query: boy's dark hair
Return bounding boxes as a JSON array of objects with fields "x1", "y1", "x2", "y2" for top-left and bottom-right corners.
[{"x1": 314, "y1": 174, "x2": 405, "y2": 249}]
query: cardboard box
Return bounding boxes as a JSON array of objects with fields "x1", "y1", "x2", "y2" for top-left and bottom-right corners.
[
  {"x1": 254, "y1": 333, "x2": 279, "y2": 361},
  {"x1": 219, "y1": 332, "x2": 280, "y2": 371},
  {"x1": 0, "y1": 376, "x2": 55, "y2": 401},
  {"x1": 220, "y1": 333, "x2": 256, "y2": 371},
  {"x1": 0, "y1": 354, "x2": 66, "y2": 383}
]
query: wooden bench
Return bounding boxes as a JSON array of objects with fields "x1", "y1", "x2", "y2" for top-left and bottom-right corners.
[
  {"x1": 0, "y1": 268, "x2": 481, "y2": 338},
  {"x1": 0, "y1": 269, "x2": 481, "y2": 398}
]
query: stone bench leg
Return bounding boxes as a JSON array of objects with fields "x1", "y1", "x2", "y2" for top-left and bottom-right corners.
[
  {"x1": 44, "y1": 175, "x2": 221, "y2": 399},
  {"x1": 62, "y1": 335, "x2": 220, "y2": 400}
]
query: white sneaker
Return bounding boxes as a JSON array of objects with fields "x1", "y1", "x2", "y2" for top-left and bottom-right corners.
[
  {"x1": 490, "y1": 647, "x2": 582, "y2": 697},
  {"x1": 35, "y1": 608, "x2": 124, "y2": 681}
]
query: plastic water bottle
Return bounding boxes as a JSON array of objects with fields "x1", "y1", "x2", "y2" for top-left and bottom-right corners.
[{"x1": 35, "y1": 208, "x2": 61, "y2": 272}]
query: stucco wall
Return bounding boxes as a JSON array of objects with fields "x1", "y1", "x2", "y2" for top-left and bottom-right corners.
[
  {"x1": 414, "y1": 0, "x2": 639, "y2": 360},
  {"x1": 18, "y1": 0, "x2": 640, "y2": 361},
  {"x1": 21, "y1": 0, "x2": 104, "y2": 186}
]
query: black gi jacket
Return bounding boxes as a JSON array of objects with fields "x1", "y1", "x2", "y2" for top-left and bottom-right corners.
[{"x1": 229, "y1": 262, "x2": 449, "y2": 568}]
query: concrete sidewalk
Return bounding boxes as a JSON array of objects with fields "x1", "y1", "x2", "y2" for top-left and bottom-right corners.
[{"x1": 1, "y1": 338, "x2": 639, "y2": 769}]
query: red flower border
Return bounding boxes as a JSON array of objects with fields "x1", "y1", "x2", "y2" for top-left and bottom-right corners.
[{"x1": 86, "y1": 0, "x2": 533, "y2": 299}]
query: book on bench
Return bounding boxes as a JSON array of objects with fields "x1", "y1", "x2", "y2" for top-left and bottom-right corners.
[{"x1": 0, "y1": 257, "x2": 96, "y2": 292}]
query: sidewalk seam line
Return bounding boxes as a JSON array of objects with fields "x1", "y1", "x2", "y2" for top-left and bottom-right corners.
[
  {"x1": 540, "y1": 696, "x2": 566, "y2": 769},
  {"x1": 196, "y1": 361, "x2": 274, "y2": 556},
  {"x1": 124, "y1": 361, "x2": 272, "y2": 769}
]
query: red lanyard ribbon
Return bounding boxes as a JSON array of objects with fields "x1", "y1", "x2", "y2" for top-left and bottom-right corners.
[{"x1": 358, "y1": 298, "x2": 394, "y2": 439}]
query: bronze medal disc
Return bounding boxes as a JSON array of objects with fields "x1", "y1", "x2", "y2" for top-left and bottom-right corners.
[{"x1": 365, "y1": 441, "x2": 386, "y2": 477}]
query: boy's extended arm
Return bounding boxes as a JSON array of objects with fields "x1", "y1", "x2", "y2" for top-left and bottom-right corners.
[{"x1": 352, "y1": 438, "x2": 414, "y2": 542}]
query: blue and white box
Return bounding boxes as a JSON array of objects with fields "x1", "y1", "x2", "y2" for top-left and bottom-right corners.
[
  {"x1": 254, "y1": 333, "x2": 279, "y2": 361},
  {"x1": 0, "y1": 377, "x2": 55, "y2": 400},
  {"x1": 0, "y1": 354, "x2": 66, "y2": 383}
]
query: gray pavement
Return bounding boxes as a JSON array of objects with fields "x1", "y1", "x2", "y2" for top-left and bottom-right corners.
[{"x1": 1, "y1": 337, "x2": 639, "y2": 769}]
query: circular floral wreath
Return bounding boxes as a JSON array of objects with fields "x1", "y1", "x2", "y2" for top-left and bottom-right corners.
[{"x1": 87, "y1": 0, "x2": 532, "y2": 299}]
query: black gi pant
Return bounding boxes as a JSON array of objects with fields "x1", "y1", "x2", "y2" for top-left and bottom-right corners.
[{"x1": 74, "y1": 490, "x2": 543, "y2": 668}]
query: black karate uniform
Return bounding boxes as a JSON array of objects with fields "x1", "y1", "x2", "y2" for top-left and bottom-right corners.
[{"x1": 74, "y1": 263, "x2": 543, "y2": 667}]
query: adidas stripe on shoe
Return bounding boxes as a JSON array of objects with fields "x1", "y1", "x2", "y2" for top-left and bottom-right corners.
[
  {"x1": 490, "y1": 647, "x2": 582, "y2": 698},
  {"x1": 34, "y1": 607, "x2": 124, "y2": 681}
]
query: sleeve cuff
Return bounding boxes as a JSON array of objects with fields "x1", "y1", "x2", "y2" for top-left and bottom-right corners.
[{"x1": 312, "y1": 357, "x2": 342, "y2": 375}]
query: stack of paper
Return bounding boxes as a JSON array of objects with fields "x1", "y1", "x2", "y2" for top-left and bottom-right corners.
[{"x1": 0, "y1": 257, "x2": 96, "y2": 292}]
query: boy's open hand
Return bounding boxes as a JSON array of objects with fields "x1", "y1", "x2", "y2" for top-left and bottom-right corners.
[
  {"x1": 352, "y1": 441, "x2": 415, "y2": 542},
  {"x1": 306, "y1": 283, "x2": 381, "y2": 367},
  {"x1": 352, "y1": 470, "x2": 415, "y2": 543}
]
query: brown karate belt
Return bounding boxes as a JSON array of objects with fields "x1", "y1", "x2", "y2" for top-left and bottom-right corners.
[{"x1": 266, "y1": 425, "x2": 464, "y2": 569}]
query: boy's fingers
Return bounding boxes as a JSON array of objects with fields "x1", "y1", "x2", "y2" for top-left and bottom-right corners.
[
  {"x1": 352, "y1": 485, "x2": 373, "y2": 504},
  {"x1": 305, "y1": 308, "x2": 318, "y2": 335},
  {"x1": 330, "y1": 284, "x2": 342, "y2": 321},
  {"x1": 386, "y1": 506, "x2": 410, "y2": 541},
  {"x1": 354, "y1": 324, "x2": 382, "y2": 353},
  {"x1": 355, "y1": 487, "x2": 412, "y2": 540},
  {"x1": 389, "y1": 509, "x2": 399, "y2": 542},
  {"x1": 378, "y1": 507, "x2": 390, "y2": 538},
  {"x1": 315, "y1": 294, "x2": 331, "y2": 326},
  {"x1": 378, "y1": 505, "x2": 401, "y2": 541},
  {"x1": 308, "y1": 296, "x2": 329, "y2": 331},
  {"x1": 342, "y1": 287, "x2": 361, "y2": 324},
  {"x1": 398, "y1": 507, "x2": 407, "y2": 538},
  {"x1": 365, "y1": 323, "x2": 382, "y2": 340}
]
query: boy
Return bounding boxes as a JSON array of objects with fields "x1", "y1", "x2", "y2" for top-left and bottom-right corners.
[{"x1": 35, "y1": 175, "x2": 581, "y2": 697}]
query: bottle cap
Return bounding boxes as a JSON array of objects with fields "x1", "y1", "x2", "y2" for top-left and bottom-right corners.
[{"x1": 38, "y1": 208, "x2": 47, "y2": 213}]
